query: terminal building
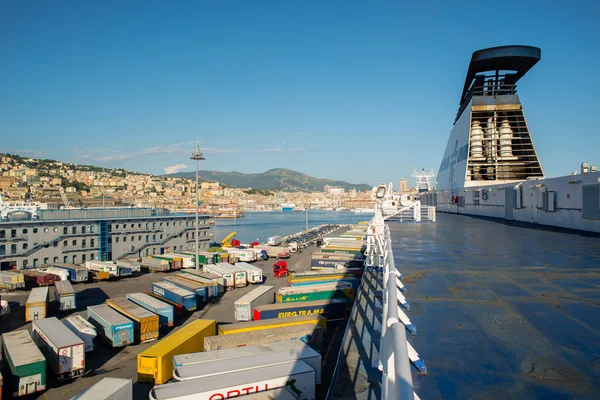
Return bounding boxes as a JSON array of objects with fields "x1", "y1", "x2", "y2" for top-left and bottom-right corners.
[{"x1": 0, "y1": 207, "x2": 211, "y2": 270}]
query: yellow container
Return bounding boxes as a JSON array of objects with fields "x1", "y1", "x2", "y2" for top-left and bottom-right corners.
[
  {"x1": 137, "y1": 319, "x2": 216, "y2": 384},
  {"x1": 218, "y1": 314, "x2": 327, "y2": 335}
]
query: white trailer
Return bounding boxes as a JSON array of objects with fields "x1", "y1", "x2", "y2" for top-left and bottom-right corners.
[
  {"x1": 234, "y1": 388, "x2": 297, "y2": 400},
  {"x1": 116, "y1": 259, "x2": 141, "y2": 273},
  {"x1": 267, "y1": 236, "x2": 283, "y2": 246},
  {"x1": 70, "y1": 377, "x2": 132, "y2": 400},
  {"x1": 151, "y1": 361, "x2": 315, "y2": 400},
  {"x1": 217, "y1": 263, "x2": 247, "y2": 287},
  {"x1": 234, "y1": 262, "x2": 263, "y2": 284},
  {"x1": 31, "y1": 317, "x2": 85, "y2": 381},
  {"x1": 165, "y1": 253, "x2": 195, "y2": 269},
  {"x1": 64, "y1": 315, "x2": 97, "y2": 353},
  {"x1": 234, "y1": 285, "x2": 274, "y2": 321},
  {"x1": 203, "y1": 264, "x2": 235, "y2": 289},
  {"x1": 37, "y1": 267, "x2": 69, "y2": 281},
  {"x1": 226, "y1": 248, "x2": 257, "y2": 262},
  {"x1": 173, "y1": 344, "x2": 321, "y2": 384},
  {"x1": 85, "y1": 261, "x2": 119, "y2": 278}
]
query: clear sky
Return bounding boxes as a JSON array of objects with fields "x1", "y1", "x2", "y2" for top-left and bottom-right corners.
[{"x1": 1, "y1": 1, "x2": 599, "y2": 187}]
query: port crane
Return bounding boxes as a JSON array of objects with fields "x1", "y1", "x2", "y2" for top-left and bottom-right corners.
[{"x1": 221, "y1": 232, "x2": 238, "y2": 247}]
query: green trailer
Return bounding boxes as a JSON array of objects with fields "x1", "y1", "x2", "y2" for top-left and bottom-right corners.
[
  {"x1": 2, "y1": 330, "x2": 47, "y2": 397},
  {"x1": 275, "y1": 282, "x2": 355, "y2": 303},
  {"x1": 181, "y1": 251, "x2": 215, "y2": 266}
]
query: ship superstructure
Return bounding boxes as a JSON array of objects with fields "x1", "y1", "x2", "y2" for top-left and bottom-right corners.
[{"x1": 423, "y1": 45, "x2": 600, "y2": 233}]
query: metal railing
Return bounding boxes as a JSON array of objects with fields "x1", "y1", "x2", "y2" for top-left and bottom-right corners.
[{"x1": 364, "y1": 199, "x2": 429, "y2": 399}]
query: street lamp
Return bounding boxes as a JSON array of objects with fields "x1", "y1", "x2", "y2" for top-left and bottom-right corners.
[
  {"x1": 305, "y1": 176, "x2": 309, "y2": 232},
  {"x1": 190, "y1": 134, "x2": 205, "y2": 270}
]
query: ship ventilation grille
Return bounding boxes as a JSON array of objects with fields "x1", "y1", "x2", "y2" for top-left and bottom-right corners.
[{"x1": 467, "y1": 108, "x2": 544, "y2": 182}]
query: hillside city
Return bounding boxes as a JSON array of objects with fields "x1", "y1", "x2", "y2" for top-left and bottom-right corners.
[{"x1": 0, "y1": 153, "x2": 413, "y2": 215}]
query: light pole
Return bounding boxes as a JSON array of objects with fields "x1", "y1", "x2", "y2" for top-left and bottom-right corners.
[
  {"x1": 190, "y1": 134, "x2": 205, "y2": 270},
  {"x1": 305, "y1": 176, "x2": 309, "y2": 232}
]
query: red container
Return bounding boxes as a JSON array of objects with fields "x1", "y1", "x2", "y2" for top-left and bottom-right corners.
[{"x1": 21, "y1": 270, "x2": 57, "y2": 286}]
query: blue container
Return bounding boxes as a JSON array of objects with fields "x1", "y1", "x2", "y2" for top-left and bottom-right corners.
[
  {"x1": 126, "y1": 293, "x2": 174, "y2": 328},
  {"x1": 151, "y1": 282, "x2": 196, "y2": 311},
  {"x1": 163, "y1": 277, "x2": 208, "y2": 303},
  {"x1": 87, "y1": 304, "x2": 134, "y2": 347},
  {"x1": 253, "y1": 299, "x2": 348, "y2": 322},
  {"x1": 289, "y1": 277, "x2": 361, "y2": 291}
]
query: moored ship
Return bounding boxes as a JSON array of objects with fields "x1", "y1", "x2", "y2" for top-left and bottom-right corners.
[{"x1": 422, "y1": 45, "x2": 600, "y2": 233}]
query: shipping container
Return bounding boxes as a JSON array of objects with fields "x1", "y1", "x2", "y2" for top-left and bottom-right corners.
[
  {"x1": 85, "y1": 261, "x2": 119, "y2": 278},
  {"x1": 234, "y1": 262, "x2": 263, "y2": 284},
  {"x1": 276, "y1": 282, "x2": 355, "y2": 303},
  {"x1": 202, "y1": 264, "x2": 235, "y2": 289},
  {"x1": 175, "y1": 273, "x2": 219, "y2": 298},
  {"x1": 64, "y1": 315, "x2": 97, "y2": 352},
  {"x1": 146, "y1": 292, "x2": 185, "y2": 316},
  {"x1": 22, "y1": 270, "x2": 56, "y2": 287},
  {"x1": 226, "y1": 248, "x2": 256, "y2": 262},
  {"x1": 55, "y1": 280, "x2": 76, "y2": 311},
  {"x1": 288, "y1": 276, "x2": 361, "y2": 291},
  {"x1": 173, "y1": 344, "x2": 321, "y2": 384},
  {"x1": 267, "y1": 235, "x2": 283, "y2": 246},
  {"x1": 117, "y1": 266, "x2": 132, "y2": 277},
  {"x1": 87, "y1": 305, "x2": 134, "y2": 348},
  {"x1": 106, "y1": 298, "x2": 159, "y2": 343},
  {"x1": 216, "y1": 263, "x2": 247, "y2": 287},
  {"x1": 150, "y1": 361, "x2": 315, "y2": 400},
  {"x1": 25, "y1": 286, "x2": 48, "y2": 322},
  {"x1": 116, "y1": 259, "x2": 141, "y2": 273},
  {"x1": 51, "y1": 263, "x2": 89, "y2": 283},
  {"x1": 234, "y1": 285, "x2": 274, "y2": 321},
  {"x1": 150, "y1": 255, "x2": 183, "y2": 271},
  {"x1": 160, "y1": 253, "x2": 194, "y2": 269},
  {"x1": 253, "y1": 299, "x2": 348, "y2": 322},
  {"x1": 179, "y1": 269, "x2": 224, "y2": 294},
  {"x1": 173, "y1": 340, "x2": 306, "y2": 369},
  {"x1": 126, "y1": 293, "x2": 174, "y2": 328},
  {"x1": 69, "y1": 378, "x2": 132, "y2": 400},
  {"x1": 2, "y1": 330, "x2": 46, "y2": 397},
  {"x1": 0, "y1": 271, "x2": 25, "y2": 290},
  {"x1": 204, "y1": 325, "x2": 324, "y2": 352},
  {"x1": 151, "y1": 282, "x2": 196, "y2": 311},
  {"x1": 141, "y1": 257, "x2": 170, "y2": 272},
  {"x1": 219, "y1": 314, "x2": 327, "y2": 335},
  {"x1": 31, "y1": 317, "x2": 85, "y2": 381},
  {"x1": 163, "y1": 277, "x2": 207, "y2": 303},
  {"x1": 137, "y1": 320, "x2": 215, "y2": 385}
]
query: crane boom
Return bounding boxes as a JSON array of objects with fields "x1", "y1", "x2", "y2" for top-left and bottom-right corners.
[{"x1": 221, "y1": 231, "x2": 237, "y2": 247}]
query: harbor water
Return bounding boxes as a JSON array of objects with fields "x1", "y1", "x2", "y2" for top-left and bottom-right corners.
[
  {"x1": 392, "y1": 213, "x2": 600, "y2": 399},
  {"x1": 211, "y1": 211, "x2": 372, "y2": 243}
]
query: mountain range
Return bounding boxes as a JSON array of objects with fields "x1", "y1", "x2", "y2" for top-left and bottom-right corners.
[{"x1": 164, "y1": 168, "x2": 372, "y2": 192}]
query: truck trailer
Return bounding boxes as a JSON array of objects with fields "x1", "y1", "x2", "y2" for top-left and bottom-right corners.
[
  {"x1": 64, "y1": 315, "x2": 97, "y2": 353},
  {"x1": 87, "y1": 304, "x2": 134, "y2": 348},
  {"x1": 2, "y1": 330, "x2": 46, "y2": 397},
  {"x1": 55, "y1": 280, "x2": 76, "y2": 311},
  {"x1": 106, "y1": 297, "x2": 159, "y2": 343},
  {"x1": 234, "y1": 285, "x2": 274, "y2": 321}
]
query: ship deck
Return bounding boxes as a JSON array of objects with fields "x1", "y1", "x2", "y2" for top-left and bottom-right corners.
[{"x1": 329, "y1": 212, "x2": 600, "y2": 399}]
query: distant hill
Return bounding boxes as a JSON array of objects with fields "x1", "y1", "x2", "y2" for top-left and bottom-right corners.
[{"x1": 165, "y1": 168, "x2": 372, "y2": 192}]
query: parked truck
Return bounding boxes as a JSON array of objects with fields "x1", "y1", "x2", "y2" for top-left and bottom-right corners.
[
  {"x1": 2, "y1": 330, "x2": 46, "y2": 397},
  {"x1": 204, "y1": 324, "x2": 324, "y2": 352},
  {"x1": 126, "y1": 293, "x2": 174, "y2": 328},
  {"x1": 25, "y1": 286, "x2": 48, "y2": 322},
  {"x1": 51, "y1": 263, "x2": 89, "y2": 283},
  {"x1": 31, "y1": 317, "x2": 85, "y2": 381},
  {"x1": 87, "y1": 304, "x2": 134, "y2": 348},
  {"x1": 151, "y1": 282, "x2": 196, "y2": 312},
  {"x1": 106, "y1": 297, "x2": 159, "y2": 343},
  {"x1": 150, "y1": 361, "x2": 315, "y2": 400},
  {"x1": 234, "y1": 285, "x2": 274, "y2": 321},
  {"x1": 70, "y1": 378, "x2": 132, "y2": 400},
  {"x1": 64, "y1": 315, "x2": 97, "y2": 352},
  {"x1": 163, "y1": 277, "x2": 208, "y2": 303},
  {"x1": 267, "y1": 235, "x2": 283, "y2": 246},
  {"x1": 235, "y1": 262, "x2": 263, "y2": 284},
  {"x1": 216, "y1": 262, "x2": 247, "y2": 287},
  {"x1": 54, "y1": 280, "x2": 76, "y2": 311},
  {"x1": 0, "y1": 270, "x2": 25, "y2": 290},
  {"x1": 179, "y1": 269, "x2": 224, "y2": 295},
  {"x1": 137, "y1": 320, "x2": 216, "y2": 385},
  {"x1": 173, "y1": 345, "x2": 321, "y2": 384}
]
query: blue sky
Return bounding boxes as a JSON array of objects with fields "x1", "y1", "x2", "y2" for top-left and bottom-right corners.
[{"x1": 1, "y1": 1, "x2": 599, "y2": 187}]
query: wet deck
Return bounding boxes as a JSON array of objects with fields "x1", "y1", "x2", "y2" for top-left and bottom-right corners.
[{"x1": 330, "y1": 213, "x2": 600, "y2": 399}]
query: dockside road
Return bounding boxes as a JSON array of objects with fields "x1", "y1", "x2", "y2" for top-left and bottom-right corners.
[{"x1": 0, "y1": 227, "x2": 350, "y2": 400}]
